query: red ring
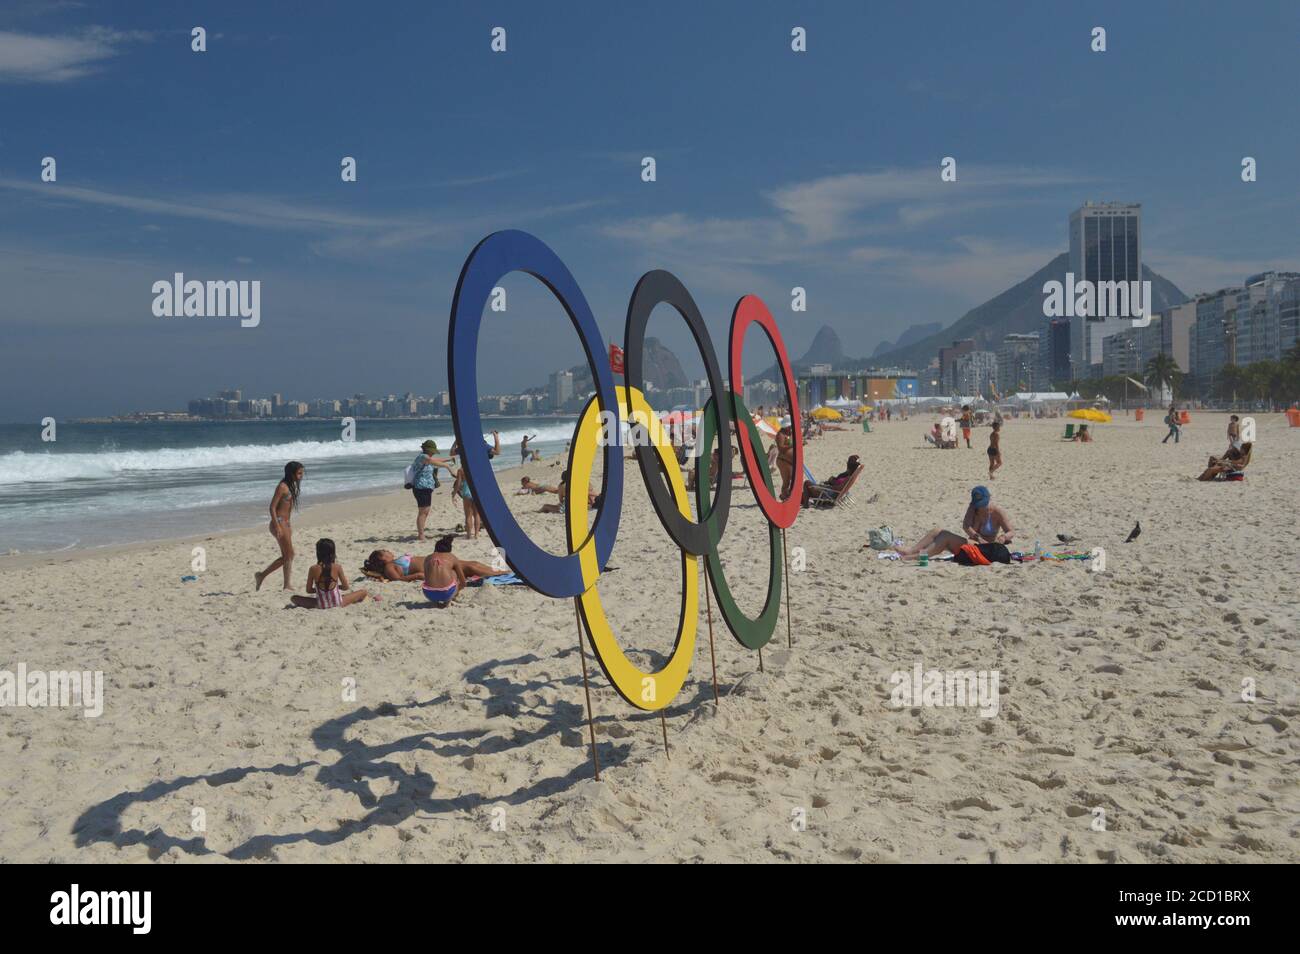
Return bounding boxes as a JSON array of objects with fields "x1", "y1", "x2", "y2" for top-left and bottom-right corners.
[{"x1": 729, "y1": 295, "x2": 802, "y2": 529}]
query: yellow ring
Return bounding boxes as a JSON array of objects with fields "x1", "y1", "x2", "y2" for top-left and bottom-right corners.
[{"x1": 567, "y1": 386, "x2": 698, "y2": 711}]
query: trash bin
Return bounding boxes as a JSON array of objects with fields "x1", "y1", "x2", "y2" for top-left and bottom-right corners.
[
  {"x1": 1135, "y1": 409, "x2": 1145, "y2": 422},
  {"x1": 1179, "y1": 410, "x2": 1191, "y2": 424},
  {"x1": 1287, "y1": 408, "x2": 1300, "y2": 428}
]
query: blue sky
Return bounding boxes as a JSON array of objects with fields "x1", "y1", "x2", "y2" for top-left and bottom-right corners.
[{"x1": 2, "y1": 0, "x2": 1298, "y2": 420}]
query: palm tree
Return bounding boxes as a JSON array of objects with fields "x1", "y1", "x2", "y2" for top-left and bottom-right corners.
[{"x1": 1144, "y1": 353, "x2": 1179, "y2": 400}]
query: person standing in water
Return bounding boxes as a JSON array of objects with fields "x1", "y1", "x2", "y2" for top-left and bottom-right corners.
[
  {"x1": 987, "y1": 420, "x2": 1003, "y2": 479},
  {"x1": 256, "y1": 461, "x2": 303, "y2": 590},
  {"x1": 520, "y1": 433, "x2": 536, "y2": 465}
]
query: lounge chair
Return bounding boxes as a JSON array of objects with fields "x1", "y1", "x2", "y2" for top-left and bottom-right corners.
[
  {"x1": 1063, "y1": 423, "x2": 1075, "y2": 440},
  {"x1": 1202, "y1": 443, "x2": 1253, "y2": 481},
  {"x1": 804, "y1": 463, "x2": 863, "y2": 509}
]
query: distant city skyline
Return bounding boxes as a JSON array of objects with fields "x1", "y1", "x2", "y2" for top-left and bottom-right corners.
[{"x1": 3, "y1": 1, "x2": 1300, "y2": 421}]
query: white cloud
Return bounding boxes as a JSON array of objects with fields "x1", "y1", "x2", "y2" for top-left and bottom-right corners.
[{"x1": 0, "y1": 27, "x2": 150, "y2": 83}]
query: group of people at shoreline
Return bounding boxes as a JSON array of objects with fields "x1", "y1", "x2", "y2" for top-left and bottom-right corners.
[{"x1": 254, "y1": 404, "x2": 1259, "y2": 605}]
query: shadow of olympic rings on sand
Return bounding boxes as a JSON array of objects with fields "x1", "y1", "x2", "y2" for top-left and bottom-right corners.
[{"x1": 69, "y1": 646, "x2": 725, "y2": 860}]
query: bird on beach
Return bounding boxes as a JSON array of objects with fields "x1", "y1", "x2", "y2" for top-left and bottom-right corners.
[
  {"x1": 1056, "y1": 533, "x2": 1079, "y2": 544},
  {"x1": 1124, "y1": 521, "x2": 1141, "y2": 543}
]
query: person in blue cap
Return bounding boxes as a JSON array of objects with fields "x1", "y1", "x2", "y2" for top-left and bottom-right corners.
[
  {"x1": 962, "y1": 485, "x2": 1014, "y2": 546},
  {"x1": 891, "y1": 485, "x2": 1015, "y2": 559}
]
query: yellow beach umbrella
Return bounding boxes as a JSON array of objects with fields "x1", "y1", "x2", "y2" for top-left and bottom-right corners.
[
  {"x1": 1068, "y1": 408, "x2": 1112, "y2": 423},
  {"x1": 811, "y1": 406, "x2": 842, "y2": 421}
]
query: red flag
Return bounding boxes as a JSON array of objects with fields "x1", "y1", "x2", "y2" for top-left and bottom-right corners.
[{"x1": 609, "y1": 344, "x2": 625, "y2": 375}]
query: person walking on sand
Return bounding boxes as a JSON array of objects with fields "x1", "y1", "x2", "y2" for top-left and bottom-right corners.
[
  {"x1": 960, "y1": 405, "x2": 973, "y2": 449},
  {"x1": 256, "y1": 461, "x2": 303, "y2": 590},
  {"x1": 987, "y1": 420, "x2": 1003, "y2": 479},
  {"x1": 411, "y1": 440, "x2": 455, "y2": 543},
  {"x1": 1227, "y1": 414, "x2": 1242, "y2": 452},
  {"x1": 1162, "y1": 403, "x2": 1181, "y2": 444}
]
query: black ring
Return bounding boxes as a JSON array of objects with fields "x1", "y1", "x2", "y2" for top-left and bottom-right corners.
[{"x1": 623, "y1": 269, "x2": 732, "y2": 556}]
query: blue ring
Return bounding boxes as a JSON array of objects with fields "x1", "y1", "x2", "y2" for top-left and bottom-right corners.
[{"x1": 448, "y1": 230, "x2": 623, "y2": 599}]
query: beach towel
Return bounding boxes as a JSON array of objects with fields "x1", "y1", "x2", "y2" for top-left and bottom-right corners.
[
  {"x1": 954, "y1": 542, "x2": 1011, "y2": 566},
  {"x1": 485, "y1": 573, "x2": 526, "y2": 586}
]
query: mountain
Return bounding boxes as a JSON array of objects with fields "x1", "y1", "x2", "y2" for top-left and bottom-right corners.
[
  {"x1": 559, "y1": 336, "x2": 688, "y2": 393},
  {"x1": 798, "y1": 325, "x2": 846, "y2": 367},
  {"x1": 873, "y1": 321, "x2": 943, "y2": 357},
  {"x1": 868, "y1": 255, "x2": 1188, "y2": 370},
  {"x1": 752, "y1": 324, "x2": 845, "y2": 381}
]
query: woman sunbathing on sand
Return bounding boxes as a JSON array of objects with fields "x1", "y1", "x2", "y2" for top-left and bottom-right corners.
[
  {"x1": 290, "y1": 539, "x2": 369, "y2": 609},
  {"x1": 363, "y1": 550, "x2": 425, "y2": 581},
  {"x1": 892, "y1": 485, "x2": 1015, "y2": 558},
  {"x1": 421, "y1": 535, "x2": 508, "y2": 606}
]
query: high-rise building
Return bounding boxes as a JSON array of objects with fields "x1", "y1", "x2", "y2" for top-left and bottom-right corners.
[
  {"x1": 549, "y1": 370, "x2": 575, "y2": 410},
  {"x1": 1190, "y1": 286, "x2": 1243, "y2": 390},
  {"x1": 953, "y1": 351, "x2": 998, "y2": 397},
  {"x1": 937, "y1": 339, "x2": 975, "y2": 393},
  {"x1": 996, "y1": 333, "x2": 1038, "y2": 394},
  {"x1": 1068, "y1": 202, "x2": 1142, "y2": 371},
  {"x1": 1037, "y1": 318, "x2": 1072, "y2": 388}
]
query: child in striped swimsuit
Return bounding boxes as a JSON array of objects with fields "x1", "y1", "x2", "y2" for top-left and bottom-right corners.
[{"x1": 291, "y1": 539, "x2": 369, "y2": 609}]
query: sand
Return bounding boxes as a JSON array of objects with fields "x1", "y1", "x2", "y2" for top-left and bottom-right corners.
[{"x1": 1, "y1": 411, "x2": 1296, "y2": 863}]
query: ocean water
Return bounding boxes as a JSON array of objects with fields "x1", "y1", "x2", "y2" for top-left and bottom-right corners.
[{"x1": 0, "y1": 417, "x2": 576, "y2": 554}]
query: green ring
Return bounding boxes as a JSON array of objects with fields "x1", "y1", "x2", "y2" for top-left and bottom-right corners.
[{"x1": 697, "y1": 393, "x2": 783, "y2": 650}]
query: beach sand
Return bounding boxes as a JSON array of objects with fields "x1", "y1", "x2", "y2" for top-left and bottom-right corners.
[{"x1": 1, "y1": 411, "x2": 1296, "y2": 863}]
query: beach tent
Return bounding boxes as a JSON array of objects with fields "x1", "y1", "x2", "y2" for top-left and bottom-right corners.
[
  {"x1": 1009, "y1": 391, "x2": 1070, "y2": 404},
  {"x1": 825, "y1": 397, "x2": 858, "y2": 409}
]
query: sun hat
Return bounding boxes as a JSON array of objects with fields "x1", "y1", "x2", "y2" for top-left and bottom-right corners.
[{"x1": 421, "y1": 440, "x2": 437, "y2": 453}]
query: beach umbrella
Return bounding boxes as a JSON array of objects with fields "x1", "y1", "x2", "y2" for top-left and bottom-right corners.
[
  {"x1": 1068, "y1": 408, "x2": 1112, "y2": 423},
  {"x1": 752, "y1": 414, "x2": 777, "y2": 436},
  {"x1": 660, "y1": 409, "x2": 697, "y2": 426},
  {"x1": 811, "y1": 406, "x2": 842, "y2": 421}
]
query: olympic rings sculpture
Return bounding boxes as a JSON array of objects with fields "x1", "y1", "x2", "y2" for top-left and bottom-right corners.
[{"x1": 448, "y1": 230, "x2": 802, "y2": 712}]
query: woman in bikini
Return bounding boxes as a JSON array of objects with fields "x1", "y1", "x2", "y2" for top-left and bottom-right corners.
[
  {"x1": 451, "y1": 465, "x2": 482, "y2": 539},
  {"x1": 775, "y1": 423, "x2": 796, "y2": 500},
  {"x1": 421, "y1": 535, "x2": 508, "y2": 607},
  {"x1": 987, "y1": 420, "x2": 1003, "y2": 479},
  {"x1": 256, "y1": 461, "x2": 303, "y2": 590},
  {"x1": 290, "y1": 538, "x2": 369, "y2": 609},
  {"x1": 891, "y1": 485, "x2": 1014, "y2": 559},
  {"x1": 363, "y1": 550, "x2": 425, "y2": 581}
]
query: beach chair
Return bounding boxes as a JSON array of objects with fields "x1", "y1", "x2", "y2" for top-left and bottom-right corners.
[
  {"x1": 1215, "y1": 443, "x2": 1253, "y2": 481},
  {"x1": 805, "y1": 464, "x2": 863, "y2": 509},
  {"x1": 1063, "y1": 423, "x2": 1075, "y2": 440}
]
